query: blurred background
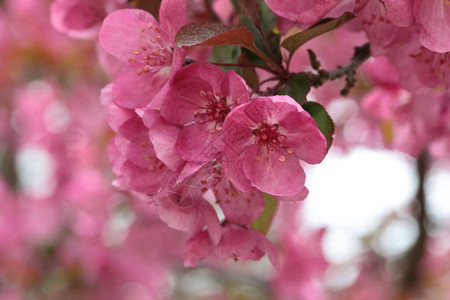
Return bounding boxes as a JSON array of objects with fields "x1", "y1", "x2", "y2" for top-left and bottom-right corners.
[{"x1": 1, "y1": 0, "x2": 450, "y2": 299}]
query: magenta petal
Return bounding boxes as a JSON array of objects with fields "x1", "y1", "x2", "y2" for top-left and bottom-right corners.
[
  {"x1": 142, "y1": 109, "x2": 184, "y2": 170},
  {"x1": 279, "y1": 110, "x2": 327, "y2": 164},
  {"x1": 120, "y1": 160, "x2": 171, "y2": 194},
  {"x1": 265, "y1": 0, "x2": 342, "y2": 25},
  {"x1": 255, "y1": 232, "x2": 280, "y2": 271},
  {"x1": 199, "y1": 201, "x2": 222, "y2": 245},
  {"x1": 154, "y1": 191, "x2": 199, "y2": 231},
  {"x1": 221, "y1": 158, "x2": 254, "y2": 193},
  {"x1": 276, "y1": 186, "x2": 309, "y2": 201},
  {"x1": 113, "y1": 65, "x2": 170, "y2": 109},
  {"x1": 215, "y1": 226, "x2": 258, "y2": 260},
  {"x1": 217, "y1": 183, "x2": 265, "y2": 225},
  {"x1": 243, "y1": 145, "x2": 305, "y2": 196},
  {"x1": 184, "y1": 230, "x2": 214, "y2": 267},
  {"x1": 99, "y1": 9, "x2": 157, "y2": 61},
  {"x1": 225, "y1": 70, "x2": 250, "y2": 105},
  {"x1": 383, "y1": 0, "x2": 413, "y2": 27},
  {"x1": 414, "y1": 0, "x2": 450, "y2": 53},
  {"x1": 160, "y1": 78, "x2": 213, "y2": 124},
  {"x1": 172, "y1": 62, "x2": 227, "y2": 92},
  {"x1": 51, "y1": 0, "x2": 104, "y2": 39},
  {"x1": 176, "y1": 123, "x2": 225, "y2": 162},
  {"x1": 159, "y1": 0, "x2": 186, "y2": 43}
]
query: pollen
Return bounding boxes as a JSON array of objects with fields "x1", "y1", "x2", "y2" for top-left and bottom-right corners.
[
  {"x1": 279, "y1": 156, "x2": 286, "y2": 162},
  {"x1": 287, "y1": 147, "x2": 294, "y2": 154}
]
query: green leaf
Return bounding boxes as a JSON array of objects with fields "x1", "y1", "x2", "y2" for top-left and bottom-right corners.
[
  {"x1": 251, "y1": 194, "x2": 278, "y2": 235},
  {"x1": 302, "y1": 101, "x2": 335, "y2": 151},
  {"x1": 281, "y1": 12, "x2": 355, "y2": 54},
  {"x1": 279, "y1": 73, "x2": 310, "y2": 103}
]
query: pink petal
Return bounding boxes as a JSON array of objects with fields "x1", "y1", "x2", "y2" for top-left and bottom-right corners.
[
  {"x1": 383, "y1": 0, "x2": 413, "y2": 27},
  {"x1": 276, "y1": 186, "x2": 309, "y2": 202},
  {"x1": 176, "y1": 123, "x2": 225, "y2": 162},
  {"x1": 214, "y1": 226, "x2": 259, "y2": 261},
  {"x1": 140, "y1": 109, "x2": 185, "y2": 170},
  {"x1": 199, "y1": 201, "x2": 222, "y2": 245},
  {"x1": 184, "y1": 230, "x2": 214, "y2": 267},
  {"x1": 99, "y1": 9, "x2": 158, "y2": 61},
  {"x1": 113, "y1": 65, "x2": 170, "y2": 109},
  {"x1": 225, "y1": 70, "x2": 250, "y2": 105},
  {"x1": 256, "y1": 232, "x2": 280, "y2": 271},
  {"x1": 160, "y1": 78, "x2": 214, "y2": 124},
  {"x1": 278, "y1": 109, "x2": 327, "y2": 164},
  {"x1": 217, "y1": 183, "x2": 265, "y2": 225},
  {"x1": 120, "y1": 160, "x2": 172, "y2": 194},
  {"x1": 51, "y1": 0, "x2": 105, "y2": 39},
  {"x1": 159, "y1": 0, "x2": 187, "y2": 43},
  {"x1": 243, "y1": 145, "x2": 306, "y2": 196},
  {"x1": 154, "y1": 189, "x2": 201, "y2": 231},
  {"x1": 414, "y1": 0, "x2": 450, "y2": 53}
]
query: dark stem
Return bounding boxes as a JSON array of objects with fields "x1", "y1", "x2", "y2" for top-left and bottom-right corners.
[
  {"x1": 398, "y1": 152, "x2": 429, "y2": 297},
  {"x1": 309, "y1": 43, "x2": 371, "y2": 96},
  {"x1": 211, "y1": 62, "x2": 277, "y2": 74},
  {"x1": 204, "y1": 0, "x2": 221, "y2": 22}
]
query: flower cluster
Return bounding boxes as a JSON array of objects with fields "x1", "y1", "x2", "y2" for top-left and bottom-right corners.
[{"x1": 97, "y1": 1, "x2": 327, "y2": 267}]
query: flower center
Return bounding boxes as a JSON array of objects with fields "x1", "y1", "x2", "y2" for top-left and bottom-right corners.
[
  {"x1": 194, "y1": 90, "x2": 237, "y2": 133},
  {"x1": 252, "y1": 123, "x2": 287, "y2": 152},
  {"x1": 127, "y1": 22, "x2": 172, "y2": 75}
]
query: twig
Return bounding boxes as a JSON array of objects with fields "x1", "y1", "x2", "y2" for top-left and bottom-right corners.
[{"x1": 309, "y1": 43, "x2": 371, "y2": 96}]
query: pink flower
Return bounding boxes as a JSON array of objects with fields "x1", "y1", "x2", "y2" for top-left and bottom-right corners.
[
  {"x1": 413, "y1": 0, "x2": 450, "y2": 53},
  {"x1": 98, "y1": 0, "x2": 187, "y2": 108},
  {"x1": 184, "y1": 223, "x2": 280, "y2": 270},
  {"x1": 160, "y1": 62, "x2": 250, "y2": 162},
  {"x1": 221, "y1": 96, "x2": 327, "y2": 196},
  {"x1": 51, "y1": 0, "x2": 128, "y2": 39},
  {"x1": 109, "y1": 114, "x2": 176, "y2": 194},
  {"x1": 265, "y1": 0, "x2": 344, "y2": 25},
  {"x1": 214, "y1": 223, "x2": 279, "y2": 270}
]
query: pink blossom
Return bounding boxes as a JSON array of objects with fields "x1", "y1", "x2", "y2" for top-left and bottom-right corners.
[
  {"x1": 184, "y1": 223, "x2": 280, "y2": 270},
  {"x1": 110, "y1": 114, "x2": 176, "y2": 194},
  {"x1": 153, "y1": 173, "x2": 222, "y2": 245},
  {"x1": 413, "y1": 0, "x2": 450, "y2": 53},
  {"x1": 221, "y1": 96, "x2": 327, "y2": 196},
  {"x1": 51, "y1": 0, "x2": 129, "y2": 39},
  {"x1": 160, "y1": 62, "x2": 250, "y2": 162},
  {"x1": 386, "y1": 33, "x2": 450, "y2": 93},
  {"x1": 214, "y1": 223, "x2": 280, "y2": 270},
  {"x1": 98, "y1": 0, "x2": 187, "y2": 108},
  {"x1": 265, "y1": 0, "x2": 344, "y2": 25}
]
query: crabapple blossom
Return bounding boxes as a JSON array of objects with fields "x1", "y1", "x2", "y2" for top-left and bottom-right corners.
[
  {"x1": 98, "y1": 0, "x2": 187, "y2": 108},
  {"x1": 222, "y1": 96, "x2": 327, "y2": 196},
  {"x1": 160, "y1": 62, "x2": 250, "y2": 162},
  {"x1": 265, "y1": 0, "x2": 344, "y2": 25},
  {"x1": 51, "y1": 0, "x2": 130, "y2": 39}
]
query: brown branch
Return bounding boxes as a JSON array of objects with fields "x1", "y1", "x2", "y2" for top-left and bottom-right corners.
[{"x1": 309, "y1": 43, "x2": 371, "y2": 96}]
